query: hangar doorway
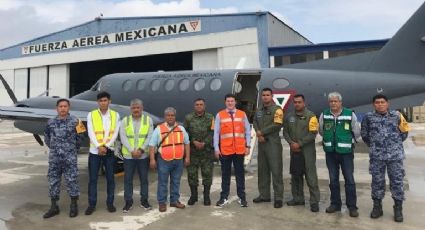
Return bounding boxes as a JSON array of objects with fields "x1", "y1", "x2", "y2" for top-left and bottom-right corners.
[{"x1": 69, "y1": 51, "x2": 192, "y2": 96}]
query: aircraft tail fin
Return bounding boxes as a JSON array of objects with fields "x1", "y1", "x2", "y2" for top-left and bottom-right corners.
[
  {"x1": 285, "y1": 3, "x2": 425, "y2": 76},
  {"x1": 367, "y1": 2, "x2": 425, "y2": 75}
]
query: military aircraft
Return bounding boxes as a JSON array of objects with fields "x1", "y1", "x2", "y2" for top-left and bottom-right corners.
[{"x1": 1, "y1": 1, "x2": 425, "y2": 147}]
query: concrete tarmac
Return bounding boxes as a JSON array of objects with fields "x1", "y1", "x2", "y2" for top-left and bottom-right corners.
[{"x1": 0, "y1": 120, "x2": 424, "y2": 230}]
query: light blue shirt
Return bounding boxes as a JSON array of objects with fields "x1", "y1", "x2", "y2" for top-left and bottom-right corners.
[
  {"x1": 148, "y1": 123, "x2": 190, "y2": 154},
  {"x1": 213, "y1": 109, "x2": 251, "y2": 152}
]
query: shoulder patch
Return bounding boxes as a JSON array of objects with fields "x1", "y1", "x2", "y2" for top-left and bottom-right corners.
[
  {"x1": 274, "y1": 108, "x2": 284, "y2": 124},
  {"x1": 309, "y1": 116, "x2": 319, "y2": 132},
  {"x1": 76, "y1": 119, "x2": 87, "y2": 134}
]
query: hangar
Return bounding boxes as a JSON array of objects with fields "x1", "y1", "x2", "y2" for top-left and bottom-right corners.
[{"x1": 0, "y1": 12, "x2": 310, "y2": 105}]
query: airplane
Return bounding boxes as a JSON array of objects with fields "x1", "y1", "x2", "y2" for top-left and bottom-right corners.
[{"x1": 1, "y1": 2, "x2": 425, "y2": 150}]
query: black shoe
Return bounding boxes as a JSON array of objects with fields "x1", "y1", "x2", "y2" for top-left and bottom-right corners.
[
  {"x1": 349, "y1": 208, "x2": 359, "y2": 217},
  {"x1": 310, "y1": 203, "x2": 319, "y2": 212},
  {"x1": 107, "y1": 204, "x2": 116, "y2": 213},
  {"x1": 122, "y1": 201, "x2": 132, "y2": 213},
  {"x1": 393, "y1": 200, "x2": 403, "y2": 222},
  {"x1": 43, "y1": 199, "x2": 60, "y2": 219},
  {"x1": 216, "y1": 198, "x2": 229, "y2": 207},
  {"x1": 325, "y1": 205, "x2": 341, "y2": 213},
  {"x1": 188, "y1": 185, "x2": 198, "y2": 205},
  {"x1": 69, "y1": 196, "x2": 78, "y2": 218},
  {"x1": 239, "y1": 199, "x2": 248, "y2": 207},
  {"x1": 370, "y1": 199, "x2": 383, "y2": 219},
  {"x1": 85, "y1": 206, "x2": 95, "y2": 215},
  {"x1": 140, "y1": 200, "x2": 152, "y2": 210},
  {"x1": 252, "y1": 197, "x2": 271, "y2": 203},
  {"x1": 274, "y1": 200, "x2": 283, "y2": 208},
  {"x1": 203, "y1": 185, "x2": 211, "y2": 206},
  {"x1": 286, "y1": 200, "x2": 305, "y2": 206}
]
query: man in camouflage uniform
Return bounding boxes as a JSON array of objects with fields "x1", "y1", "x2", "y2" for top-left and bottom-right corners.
[
  {"x1": 283, "y1": 94, "x2": 320, "y2": 212},
  {"x1": 253, "y1": 88, "x2": 284, "y2": 208},
  {"x1": 361, "y1": 94, "x2": 410, "y2": 222},
  {"x1": 184, "y1": 98, "x2": 214, "y2": 206},
  {"x1": 43, "y1": 98, "x2": 86, "y2": 218}
]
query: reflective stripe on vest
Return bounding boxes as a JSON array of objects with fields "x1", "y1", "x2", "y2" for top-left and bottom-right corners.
[
  {"x1": 121, "y1": 115, "x2": 150, "y2": 156},
  {"x1": 90, "y1": 109, "x2": 117, "y2": 148},
  {"x1": 158, "y1": 123, "x2": 184, "y2": 161},
  {"x1": 322, "y1": 108, "x2": 353, "y2": 154},
  {"x1": 219, "y1": 109, "x2": 246, "y2": 155}
]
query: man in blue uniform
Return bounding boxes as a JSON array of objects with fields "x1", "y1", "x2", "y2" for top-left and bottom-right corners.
[
  {"x1": 361, "y1": 94, "x2": 410, "y2": 222},
  {"x1": 43, "y1": 98, "x2": 86, "y2": 218}
]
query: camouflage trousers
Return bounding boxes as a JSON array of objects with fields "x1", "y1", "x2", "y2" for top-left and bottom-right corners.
[
  {"x1": 187, "y1": 151, "x2": 214, "y2": 187},
  {"x1": 369, "y1": 159, "x2": 405, "y2": 201},
  {"x1": 48, "y1": 154, "x2": 80, "y2": 199}
]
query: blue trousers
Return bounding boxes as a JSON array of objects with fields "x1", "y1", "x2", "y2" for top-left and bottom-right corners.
[
  {"x1": 88, "y1": 152, "x2": 115, "y2": 207},
  {"x1": 220, "y1": 154, "x2": 246, "y2": 200},
  {"x1": 124, "y1": 158, "x2": 149, "y2": 203},
  {"x1": 157, "y1": 156, "x2": 184, "y2": 204},
  {"x1": 325, "y1": 152, "x2": 357, "y2": 209}
]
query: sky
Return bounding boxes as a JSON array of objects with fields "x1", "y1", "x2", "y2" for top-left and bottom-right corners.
[{"x1": 0, "y1": 0, "x2": 423, "y2": 49}]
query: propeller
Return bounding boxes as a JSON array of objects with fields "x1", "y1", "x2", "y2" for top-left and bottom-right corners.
[{"x1": 0, "y1": 74, "x2": 44, "y2": 146}]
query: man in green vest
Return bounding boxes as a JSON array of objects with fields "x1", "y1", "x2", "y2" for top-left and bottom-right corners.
[
  {"x1": 85, "y1": 91, "x2": 121, "y2": 215},
  {"x1": 253, "y1": 88, "x2": 284, "y2": 208},
  {"x1": 319, "y1": 92, "x2": 360, "y2": 217},
  {"x1": 283, "y1": 94, "x2": 320, "y2": 212},
  {"x1": 184, "y1": 98, "x2": 214, "y2": 206},
  {"x1": 120, "y1": 99, "x2": 153, "y2": 213}
]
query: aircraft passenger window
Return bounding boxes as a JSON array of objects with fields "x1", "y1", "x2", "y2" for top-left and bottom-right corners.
[
  {"x1": 194, "y1": 78, "x2": 205, "y2": 91},
  {"x1": 210, "y1": 78, "x2": 221, "y2": 91},
  {"x1": 164, "y1": 79, "x2": 175, "y2": 91},
  {"x1": 233, "y1": 81, "x2": 242, "y2": 93},
  {"x1": 272, "y1": 78, "x2": 290, "y2": 89},
  {"x1": 179, "y1": 78, "x2": 190, "y2": 91},
  {"x1": 137, "y1": 79, "x2": 146, "y2": 91},
  {"x1": 151, "y1": 79, "x2": 161, "y2": 91},
  {"x1": 122, "y1": 80, "x2": 132, "y2": 92}
]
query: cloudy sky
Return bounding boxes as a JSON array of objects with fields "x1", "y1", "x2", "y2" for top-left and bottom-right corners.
[{"x1": 0, "y1": 0, "x2": 423, "y2": 49}]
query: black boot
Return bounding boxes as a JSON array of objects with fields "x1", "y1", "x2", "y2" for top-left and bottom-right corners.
[
  {"x1": 43, "y1": 198, "x2": 60, "y2": 219},
  {"x1": 188, "y1": 185, "x2": 198, "y2": 205},
  {"x1": 69, "y1": 196, "x2": 78, "y2": 218},
  {"x1": 370, "y1": 199, "x2": 383, "y2": 219},
  {"x1": 393, "y1": 200, "x2": 403, "y2": 222},
  {"x1": 203, "y1": 185, "x2": 211, "y2": 206}
]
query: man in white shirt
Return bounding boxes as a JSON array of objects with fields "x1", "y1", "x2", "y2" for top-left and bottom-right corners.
[{"x1": 85, "y1": 91, "x2": 121, "y2": 215}]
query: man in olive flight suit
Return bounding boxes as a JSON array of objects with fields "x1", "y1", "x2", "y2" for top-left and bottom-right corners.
[
  {"x1": 283, "y1": 94, "x2": 320, "y2": 212},
  {"x1": 253, "y1": 88, "x2": 285, "y2": 208}
]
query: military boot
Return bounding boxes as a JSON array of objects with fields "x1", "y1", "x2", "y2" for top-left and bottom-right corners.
[
  {"x1": 69, "y1": 196, "x2": 78, "y2": 218},
  {"x1": 203, "y1": 185, "x2": 211, "y2": 206},
  {"x1": 370, "y1": 199, "x2": 383, "y2": 219},
  {"x1": 393, "y1": 200, "x2": 403, "y2": 222},
  {"x1": 43, "y1": 198, "x2": 60, "y2": 219},
  {"x1": 188, "y1": 185, "x2": 198, "y2": 205}
]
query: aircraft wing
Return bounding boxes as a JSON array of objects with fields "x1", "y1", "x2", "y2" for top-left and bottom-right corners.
[{"x1": 0, "y1": 106, "x2": 89, "y2": 122}]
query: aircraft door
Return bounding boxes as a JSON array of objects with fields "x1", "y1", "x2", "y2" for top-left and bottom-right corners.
[{"x1": 232, "y1": 72, "x2": 261, "y2": 123}]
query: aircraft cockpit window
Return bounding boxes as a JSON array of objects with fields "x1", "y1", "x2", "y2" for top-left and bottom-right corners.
[
  {"x1": 122, "y1": 80, "x2": 132, "y2": 92},
  {"x1": 178, "y1": 78, "x2": 190, "y2": 91},
  {"x1": 210, "y1": 78, "x2": 222, "y2": 91},
  {"x1": 137, "y1": 79, "x2": 146, "y2": 91},
  {"x1": 151, "y1": 79, "x2": 161, "y2": 91},
  {"x1": 91, "y1": 82, "x2": 99, "y2": 91},
  {"x1": 164, "y1": 79, "x2": 175, "y2": 91},
  {"x1": 272, "y1": 78, "x2": 290, "y2": 89},
  {"x1": 194, "y1": 78, "x2": 205, "y2": 91}
]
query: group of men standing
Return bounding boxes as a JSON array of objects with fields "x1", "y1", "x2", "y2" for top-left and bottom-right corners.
[{"x1": 42, "y1": 89, "x2": 409, "y2": 223}]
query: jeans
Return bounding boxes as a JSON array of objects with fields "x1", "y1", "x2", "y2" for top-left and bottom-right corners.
[
  {"x1": 124, "y1": 158, "x2": 149, "y2": 203},
  {"x1": 157, "y1": 155, "x2": 184, "y2": 204},
  {"x1": 88, "y1": 152, "x2": 116, "y2": 207},
  {"x1": 325, "y1": 152, "x2": 357, "y2": 209},
  {"x1": 220, "y1": 154, "x2": 246, "y2": 200}
]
